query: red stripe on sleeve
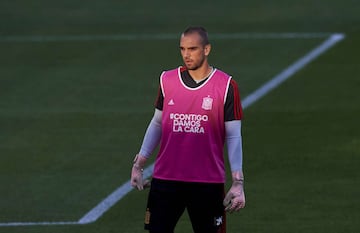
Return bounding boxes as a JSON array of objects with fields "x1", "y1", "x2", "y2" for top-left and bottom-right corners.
[
  {"x1": 230, "y1": 79, "x2": 243, "y2": 120},
  {"x1": 154, "y1": 85, "x2": 163, "y2": 109}
]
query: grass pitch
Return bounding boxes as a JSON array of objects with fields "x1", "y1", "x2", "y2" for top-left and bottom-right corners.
[{"x1": 0, "y1": 0, "x2": 359, "y2": 232}]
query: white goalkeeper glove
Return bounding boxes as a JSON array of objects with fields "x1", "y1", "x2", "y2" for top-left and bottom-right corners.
[
  {"x1": 131, "y1": 154, "x2": 150, "y2": 191},
  {"x1": 223, "y1": 171, "x2": 245, "y2": 213}
]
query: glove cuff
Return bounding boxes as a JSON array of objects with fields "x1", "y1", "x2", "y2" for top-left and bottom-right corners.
[
  {"x1": 232, "y1": 171, "x2": 244, "y2": 186},
  {"x1": 133, "y1": 154, "x2": 147, "y2": 171},
  {"x1": 133, "y1": 163, "x2": 144, "y2": 172}
]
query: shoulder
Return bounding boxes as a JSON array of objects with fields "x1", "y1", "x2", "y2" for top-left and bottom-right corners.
[
  {"x1": 212, "y1": 68, "x2": 233, "y2": 86},
  {"x1": 214, "y1": 68, "x2": 238, "y2": 87},
  {"x1": 161, "y1": 66, "x2": 183, "y2": 77},
  {"x1": 213, "y1": 68, "x2": 231, "y2": 78}
]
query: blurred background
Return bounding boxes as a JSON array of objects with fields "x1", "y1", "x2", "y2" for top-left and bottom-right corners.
[{"x1": 0, "y1": 1, "x2": 359, "y2": 232}]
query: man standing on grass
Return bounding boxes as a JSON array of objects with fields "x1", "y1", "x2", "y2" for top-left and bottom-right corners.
[{"x1": 131, "y1": 26, "x2": 245, "y2": 233}]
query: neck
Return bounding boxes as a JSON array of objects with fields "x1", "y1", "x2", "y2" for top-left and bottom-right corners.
[{"x1": 189, "y1": 65, "x2": 213, "y2": 82}]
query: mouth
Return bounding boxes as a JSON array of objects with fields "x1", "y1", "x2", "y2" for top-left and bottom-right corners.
[{"x1": 184, "y1": 59, "x2": 192, "y2": 65}]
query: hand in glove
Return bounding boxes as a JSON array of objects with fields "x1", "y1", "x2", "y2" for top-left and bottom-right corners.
[
  {"x1": 223, "y1": 172, "x2": 245, "y2": 213},
  {"x1": 131, "y1": 154, "x2": 150, "y2": 190}
]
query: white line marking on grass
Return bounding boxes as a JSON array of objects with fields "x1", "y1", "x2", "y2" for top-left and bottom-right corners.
[
  {"x1": 78, "y1": 164, "x2": 154, "y2": 224},
  {"x1": 0, "y1": 32, "x2": 337, "y2": 42},
  {"x1": 0, "y1": 221, "x2": 78, "y2": 227},
  {"x1": 0, "y1": 33, "x2": 345, "y2": 227},
  {"x1": 242, "y1": 33, "x2": 345, "y2": 108}
]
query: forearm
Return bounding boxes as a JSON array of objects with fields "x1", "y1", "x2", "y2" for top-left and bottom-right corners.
[
  {"x1": 225, "y1": 120, "x2": 243, "y2": 173},
  {"x1": 138, "y1": 109, "x2": 162, "y2": 158}
]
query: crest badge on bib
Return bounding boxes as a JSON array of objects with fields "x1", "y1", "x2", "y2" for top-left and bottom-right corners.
[{"x1": 202, "y1": 96, "x2": 213, "y2": 110}]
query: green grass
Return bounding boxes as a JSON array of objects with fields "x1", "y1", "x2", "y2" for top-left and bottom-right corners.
[
  {"x1": 238, "y1": 35, "x2": 360, "y2": 232},
  {"x1": 0, "y1": 0, "x2": 359, "y2": 232}
]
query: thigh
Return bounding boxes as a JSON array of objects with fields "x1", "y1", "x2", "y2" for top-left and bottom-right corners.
[
  {"x1": 186, "y1": 183, "x2": 226, "y2": 233},
  {"x1": 145, "y1": 179, "x2": 186, "y2": 233}
]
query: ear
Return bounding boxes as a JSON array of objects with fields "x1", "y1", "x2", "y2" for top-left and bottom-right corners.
[{"x1": 204, "y1": 44, "x2": 211, "y2": 56}]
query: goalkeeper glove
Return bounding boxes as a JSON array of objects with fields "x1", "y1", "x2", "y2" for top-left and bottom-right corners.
[
  {"x1": 223, "y1": 171, "x2": 245, "y2": 213},
  {"x1": 131, "y1": 154, "x2": 150, "y2": 190}
]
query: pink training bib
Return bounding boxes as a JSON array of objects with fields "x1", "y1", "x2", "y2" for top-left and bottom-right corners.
[{"x1": 153, "y1": 67, "x2": 232, "y2": 183}]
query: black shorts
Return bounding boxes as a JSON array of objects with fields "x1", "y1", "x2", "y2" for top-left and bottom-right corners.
[{"x1": 144, "y1": 178, "x2": 226, "y2": 233}]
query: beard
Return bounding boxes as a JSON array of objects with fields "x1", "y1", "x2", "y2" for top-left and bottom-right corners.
[{"x1": 184, "y1": 56, "x2": 206, "y2": 70}]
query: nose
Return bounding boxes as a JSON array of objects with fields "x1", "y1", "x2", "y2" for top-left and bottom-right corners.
[{"x1": 184, "y1": 49, "x2": 190, "y2": 58}]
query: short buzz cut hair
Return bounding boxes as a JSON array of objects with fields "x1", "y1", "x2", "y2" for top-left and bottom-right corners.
[{"x1": 182, "y1": 26, "x2": 210, "y2": 46}]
